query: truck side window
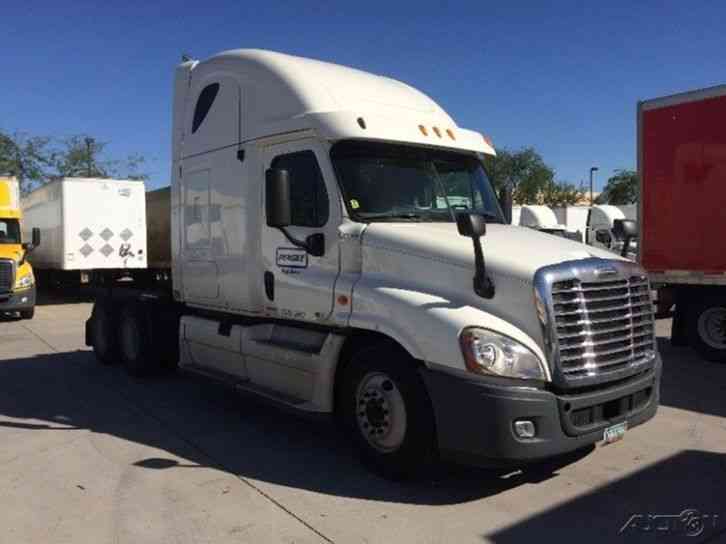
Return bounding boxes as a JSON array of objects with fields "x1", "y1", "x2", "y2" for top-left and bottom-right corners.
[
  {"x1": 271, "y1": 151, "x2": 329, "y2": 228},
  {"x1": 192, "y1": 83, "x2": 220, "y2": 134}
]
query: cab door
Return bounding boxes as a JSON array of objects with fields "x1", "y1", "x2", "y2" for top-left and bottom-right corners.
[{"x1": 260, "y1": 140, "x2": 341, "y2": 323}]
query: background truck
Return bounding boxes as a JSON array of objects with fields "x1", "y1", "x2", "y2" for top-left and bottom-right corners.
[
  {"x1": 638, "y1": 84, "x2": 726, "y2": 362},
  {"x1": 0, "y1": 176, "x2": 40, "y2": 319},
  {"x1": 85, "y1": 49, "x2": 660, "y2": 478},
  {"x1": 518, "y1": 205, "x2": 582, "y2": 241},
  {"x1": 22, "y1": 178, "x2": 147, "y2": 287},
  {"x1": 585, "y1": 204, "x2": 638, "y2": 260}
]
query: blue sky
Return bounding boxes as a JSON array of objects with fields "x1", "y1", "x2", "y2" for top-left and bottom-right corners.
[{"x1": 3, "y1": 1, "x2": 725, "y2": 191}]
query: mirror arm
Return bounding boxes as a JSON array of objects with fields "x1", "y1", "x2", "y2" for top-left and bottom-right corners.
[
  {"x1": 621, "y1": 235, "x2": 633, "y2": 257},
  {"x1": 470, "y1": 238, "x2": 495, "y2": 299},
  {"x1": 276, "y1": 227, "x2": 310, "y2": 252}
]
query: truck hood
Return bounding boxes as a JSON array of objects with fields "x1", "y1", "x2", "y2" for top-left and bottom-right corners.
[
  {"x1": 362, "y1": 222, "x2": 622, "y2": 282},
  {"x1": 0, "y1": 244, "x2": 22, "y2": 262},
  {"x1": 359, "y1": 222, "x2": 626, "y2": 353}
]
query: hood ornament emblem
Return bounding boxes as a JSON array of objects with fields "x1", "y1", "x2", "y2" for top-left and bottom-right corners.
[{"x1": 594, "y1": 266, "x2": 618, "y2": 277}]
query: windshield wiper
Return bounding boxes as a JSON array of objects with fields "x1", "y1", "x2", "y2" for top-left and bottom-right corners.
[{"x1": 362, "y1": 212, "x2": 423, "y2": 222}]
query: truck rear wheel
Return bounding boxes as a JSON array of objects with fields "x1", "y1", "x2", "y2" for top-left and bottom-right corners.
[
  {"x1": 338, "y1": 344, "x2": 437, "y2": 480},
  {"x1": 689, "y1": 298, "x2": 726, "y2": 363},
  {"x1": 119, "y1": 303, "x2": 158, "y2": 377},
  {"x1": 90, "y1": 300, "x2": 118, "y2": 365}
]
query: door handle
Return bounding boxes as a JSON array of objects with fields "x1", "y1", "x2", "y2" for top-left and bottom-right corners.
[{"x1": 264, "y1": 271, "x2": 274, "y2": 301}]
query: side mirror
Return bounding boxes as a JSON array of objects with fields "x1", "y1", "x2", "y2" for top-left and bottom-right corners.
[
  {"x1": 613, "y1": 219, "x2": 637, "y2": 257},
  {"x1": 455, "y1": 212, "x2": 494, "y2": 299},
  {"x1": 32, "y1": 227, "x2": 41, "y2": 248},
  {"x1": 612, "y1": 218, "x2": 637, "y2": 239},
  {"x1": 265, "y1": 168, "x2": 291, "y2": 228},
  {"x1": 456, "y1": 212, "x2": 487, "y2": 238}
]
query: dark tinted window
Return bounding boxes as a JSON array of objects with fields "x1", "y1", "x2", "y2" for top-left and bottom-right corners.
[
  {"x1": 0, "y1": 219, "x2": 21, "y2": 244},
  {"x1": 271, "y1": 151, "x2": 329, "y2": 227},
  {"x1": 192, "y1": 83, "x2": 220, "y2": 134}
]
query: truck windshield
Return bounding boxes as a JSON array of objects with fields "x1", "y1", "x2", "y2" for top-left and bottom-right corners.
[
  {"x1": 0, "y1": 219, "x2": 21, "y2": 244},
  {"x1": 330, "y1": 141, "x2": 504, "y2": 223}
]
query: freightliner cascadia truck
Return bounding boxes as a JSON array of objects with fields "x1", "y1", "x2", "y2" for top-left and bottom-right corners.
[
  {"x1": 639, "y1": 84, "x2": 726, "y2": 363},
  {"x1": 86, "y1": 50, "x2": 660, "y2": 478},
  {"x1": 0, "y1": 176, "x2": 40, "y2": 319}
]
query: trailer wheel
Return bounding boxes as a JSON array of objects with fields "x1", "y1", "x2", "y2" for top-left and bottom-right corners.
[
  {"x1": 338, "y1": 344, "x2": 437, "y2": 480},
  {"x1": 689, "y1": 298, "x2": 726, "y2": 363},
  {"x1": 119, "y1": 303, "x2": 157, "y2": 377},
  {"x1": 90, "y1": 299, "x2": 118, "y2": 365}
]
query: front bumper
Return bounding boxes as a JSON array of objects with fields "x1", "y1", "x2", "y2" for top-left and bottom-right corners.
[
  {"x1": 0, "y1": 286, "x2": 36, "y2": 313},
  {"x1": 420, "y1": 354, "x2": 661, "y2": 467}
]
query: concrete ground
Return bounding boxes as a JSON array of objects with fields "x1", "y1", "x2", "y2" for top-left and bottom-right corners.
[{"x1": 0, "y1": 293, "x2": 724, "y2": 544}]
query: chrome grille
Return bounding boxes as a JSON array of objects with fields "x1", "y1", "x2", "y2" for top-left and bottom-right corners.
[
  {"x1": 0, "y1": 259, "x2": 14, "y2": 293},
  {"x1": 551, "y1": 275, "x2": 656, "y2": 379}
]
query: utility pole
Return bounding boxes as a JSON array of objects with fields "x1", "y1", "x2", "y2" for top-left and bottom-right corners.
[{"x1": 589, "y1": 166, "x2": 599, "y2": 205}]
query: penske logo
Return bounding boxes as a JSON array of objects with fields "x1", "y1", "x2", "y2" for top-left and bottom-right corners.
[{"x1": 276, "y1": 247, "x2": 308, "y2": 269}]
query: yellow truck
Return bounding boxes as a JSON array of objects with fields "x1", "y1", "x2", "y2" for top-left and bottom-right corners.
[{"x1": 0, "y1": 176, "x2": 40, "y2": 319}]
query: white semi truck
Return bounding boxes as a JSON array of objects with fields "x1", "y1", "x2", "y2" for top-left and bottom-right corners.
[{"x1": 86, "y1": 49, "x2": 660, "y2": 478}]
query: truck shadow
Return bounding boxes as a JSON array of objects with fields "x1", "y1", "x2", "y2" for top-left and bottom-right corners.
[
  {"x1": 485, "y1": 449, "x2": 725, "y2": 543},
  {"x1": 656, "y1": 337, "x2": 726, "y2": 419},
  {"x1": 35, "y1": 285, "x2": 97, "y2": 306},
  {"x1": 0, "y1": 349, "x2": 592, "y2": 506}
]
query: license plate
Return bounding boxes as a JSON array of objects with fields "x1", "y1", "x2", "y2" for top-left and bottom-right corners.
[{"x1": 603, "y1": 421, "x2": 628, "y2": 444}]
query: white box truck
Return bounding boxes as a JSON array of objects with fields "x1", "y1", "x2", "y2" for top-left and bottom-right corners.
[
  {"x1": 22, "y1": 178, "x2": 147, "y2": 285},
  {"x1": 85, "y1": 49, "x2": 660, "y2": 479}
]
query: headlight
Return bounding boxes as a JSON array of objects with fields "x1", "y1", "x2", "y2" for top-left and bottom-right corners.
[
  {"x1": 16, "y1": 274, "x2": 34, "y2": 289},
  {"x1": 459, "y1": 327, "x2": 546, "y2": 380}
]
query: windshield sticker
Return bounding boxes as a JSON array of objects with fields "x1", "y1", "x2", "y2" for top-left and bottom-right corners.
[
  {"x1": 350, "y1": 199, "x2": 360, "y2": 209},
  {"x1": 276, "y1": 247, "x2": 308, "y2": 269}
]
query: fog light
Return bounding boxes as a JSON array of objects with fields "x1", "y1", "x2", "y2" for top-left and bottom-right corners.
[{"x1": 514, "y1": 420, "x2": 536, "y2": 438}]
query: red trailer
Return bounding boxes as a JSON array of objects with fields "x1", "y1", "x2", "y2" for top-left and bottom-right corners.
[{"x1": 638, "y1": 84, "x2": 726, "y2": 362}]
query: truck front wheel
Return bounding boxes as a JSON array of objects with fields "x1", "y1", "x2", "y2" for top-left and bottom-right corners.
[
  {"x1": 119, "y1": 303, "x2": 157, "y2": 377},
  {"x1": 339, "y1": 344, "x2": 437, "y2": 480},
  {"x1": 19, "y1": 308, "x2": 34, "y2": 320},
  {"x1": 689, "y1": 298, "x2": 726, "y2": 363}
]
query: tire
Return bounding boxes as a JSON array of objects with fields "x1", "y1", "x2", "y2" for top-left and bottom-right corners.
[
  {"x1": 688, "y1": 297, "x2": 726, "y2": 363},
  {"x1": 90, "y1": 299, "x2": 118, "y2": 365},
  {"x1": 338, "y1": 343, "x2": 437, "y2": 480},
  {"x1": 19, "y1": 308, "x2": 34, "y2": 320},
  {"x1": 118, "y1": 303, "x2": 158, "y2": 377}
]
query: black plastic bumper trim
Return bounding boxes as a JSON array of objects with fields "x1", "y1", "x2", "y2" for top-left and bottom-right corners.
[{"x1": 419, "y1": 354, "x2": 661, "y2": 467}]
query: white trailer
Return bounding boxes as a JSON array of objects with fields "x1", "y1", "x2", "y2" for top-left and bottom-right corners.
[
  {"x1": 22, "y1": 178, "x2": 147, "y2": 284},
  {"x1": 552, "y1": 206, "x2": 589, "y2": 242}
]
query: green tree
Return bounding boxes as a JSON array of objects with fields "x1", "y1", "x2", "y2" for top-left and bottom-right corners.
[
  {"x1": 0, "y1": 130, "x2": 53, "y2": 193},
  {"x1": 597, "y1": 169, "x2": 638, "y2": 204},
  {"x1": 50, "y1": 135, "x2": 150, "y2": 181},
  {"x1": 482, "y1": 147, "x2": 555, "y2": 204},
  {"x1": 541, "y1": 181, "x2": 586, "y2": 206}
]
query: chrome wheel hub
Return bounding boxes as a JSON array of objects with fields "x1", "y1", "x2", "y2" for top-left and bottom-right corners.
[{"x1": 355, "y1": 372, "x2": 407, "y2": 453}]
